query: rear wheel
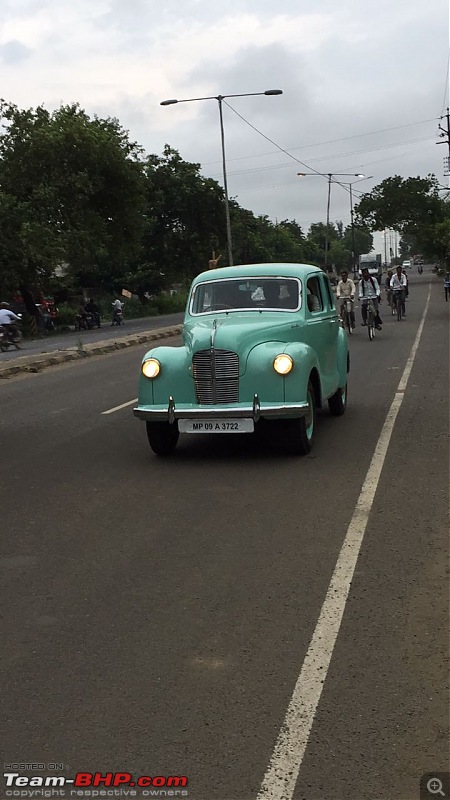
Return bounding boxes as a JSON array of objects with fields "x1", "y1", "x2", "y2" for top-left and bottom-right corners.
[
  {"x1": 146, "y1": 421, "x2": 179, "y2": 455},
  {"x1": 328, "y1": 383, "x2": 347, "y2": 416},
  {"x1": 279, "y1": 380, "x2": 316, "y2": 455}
]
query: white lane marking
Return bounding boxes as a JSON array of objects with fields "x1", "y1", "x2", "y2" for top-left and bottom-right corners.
[
  {"x1": 101, "y1": 398, "x2": 138, "y2": 415},
  {"x1": 398, "y1": 285, "x2": 431, "y2": 391},
  {"x1": 257, "y1": 284, "x2": 432, "y2": 800}
]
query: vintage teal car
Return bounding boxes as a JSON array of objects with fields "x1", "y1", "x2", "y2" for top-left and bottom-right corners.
[{"x1": 134, "y1": 263, "x2": 349, "y2": 455}]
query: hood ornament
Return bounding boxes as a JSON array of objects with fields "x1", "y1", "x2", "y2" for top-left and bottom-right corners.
[{"x1": 210, "y1": 318, "x2": 218, "y2": 349}]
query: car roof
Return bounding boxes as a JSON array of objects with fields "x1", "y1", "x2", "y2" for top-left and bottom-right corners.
[{"x1": 191, "y1": 263, "x2": 324, "y2": 285}]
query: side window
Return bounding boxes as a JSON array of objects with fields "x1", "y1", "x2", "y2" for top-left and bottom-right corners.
[
  {"x1": 323, "y1": 276, "x2": 336, "y2": 310},
  {"x1": 306, "y1": 277, "x2": 324, "y2": 313}
]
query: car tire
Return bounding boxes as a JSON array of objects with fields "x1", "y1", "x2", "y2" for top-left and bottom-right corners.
[
  {"x1": 328, "y1": 383, "x2": 347, "y2": 416},
  {"x1": 146, "y1": 421, "x2": 179, "y2": 455},
  {"x1": 279, "y1": 379, "x2": 316, "y2": 455}
]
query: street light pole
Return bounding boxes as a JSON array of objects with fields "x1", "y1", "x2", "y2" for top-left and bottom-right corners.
[
  {"x1": 161, "y1": 89, "x2": 283, "y2": 267},
  {"x1": 217, "y1": 96, "x2": 233, "y2": 266},
  {"x1": 325, "y1": 173, "x2": 332, "y2": 270},
  {"x1": 338, "y1": 176, "x2": 373, "y2": 277},
  {"x1": 349, "y1": 182, "x2": 356, "y2": 276},
  {"x1": 298, "y1": 171, "x2": 365, "y2": 273}
]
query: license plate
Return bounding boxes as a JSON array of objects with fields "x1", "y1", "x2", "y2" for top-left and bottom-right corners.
[{"x1": 178, "y1": 418, "x2": 254, "y2": 434}]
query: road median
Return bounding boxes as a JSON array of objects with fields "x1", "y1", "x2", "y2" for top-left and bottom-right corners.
[{"x1": 0, "y1": 325, "x2": 183, "y2": 380}]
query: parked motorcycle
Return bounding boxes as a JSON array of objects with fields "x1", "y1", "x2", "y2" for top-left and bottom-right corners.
[{"x1": 0, "y1": 321, "x2": 22, "y2": 352}]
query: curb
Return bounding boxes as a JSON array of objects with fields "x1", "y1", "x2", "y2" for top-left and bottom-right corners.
[{"x1": 0, "y1": 325, "x2": 183, "y2": 380}]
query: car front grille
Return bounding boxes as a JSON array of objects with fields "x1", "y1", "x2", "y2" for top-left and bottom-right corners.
[{"x1": 192, "y1": 349, "x2": 239, "y2": 404}]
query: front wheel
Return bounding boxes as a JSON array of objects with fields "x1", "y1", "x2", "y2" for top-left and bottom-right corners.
[
  {"x1": 278, "y1": 380, "x2": 316, "y2": 455},
  {"x1": 328, "y1": 383, "x2": 347, "y2": 416},
  {"x1": 146, "y1": 421, "x2": 179, "y2": 455}
]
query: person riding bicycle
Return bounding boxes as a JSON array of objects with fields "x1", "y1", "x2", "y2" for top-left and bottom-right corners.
[
  {"x1": 336, "y1": 271, "x2": 356, "y2": 329},
  {"x1": 402, "y1": 268, "x2": 409, "y2": 298},
  {"x1": 444, "y1": 272, "x2": 450, "y2": 302},
  {"x1": 0, "y1": 301, "x2": 21, "y2": 340},
  {"x1": 359, "y1": 268, "x2": 382, "y2": 330},
  {"x1": 385, "y1": 270, "x2": 393, "y2": 307},
  {"x1": 390, "y1": 266, "x2": 407, "y2": 316}
]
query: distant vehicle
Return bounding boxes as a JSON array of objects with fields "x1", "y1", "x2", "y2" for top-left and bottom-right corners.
[
  {"x1": 358, "y1": 253, "x2": 382, "y2": 280},
  {"x1": 402, "y1": 260, "x2": 411, "y2": 269}
]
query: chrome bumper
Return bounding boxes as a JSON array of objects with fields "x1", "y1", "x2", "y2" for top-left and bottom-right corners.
[{"x1": 133, "y1": 394, "x2": 309, "y2": 423}]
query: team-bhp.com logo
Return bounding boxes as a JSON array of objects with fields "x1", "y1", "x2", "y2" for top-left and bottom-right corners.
[{"x1": 3, "y1": 772, "x2": 189, "y2": 796}]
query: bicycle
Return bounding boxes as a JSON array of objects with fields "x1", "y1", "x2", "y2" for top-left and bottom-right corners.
[
  {"x1": 340, "y1": 298, "x2": 354, "y2": 335},
  {"x1": 362, "y1": 298, "x2": 377, "y2": 340},
  {"x1": 392, "y1": 289, "x2": 405, "y2": 321}
]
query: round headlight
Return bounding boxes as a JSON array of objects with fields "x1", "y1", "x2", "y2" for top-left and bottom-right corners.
[
  {"x1": 273, "y1": 354, "x2": 293, "y2": 375},
  {"x1": 142, "y1": 358, "x2": 161, "y2": 378}
]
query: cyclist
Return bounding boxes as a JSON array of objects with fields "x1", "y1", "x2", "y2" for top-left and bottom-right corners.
[
  {"x1": 402, "y1": 267, "x2": 409, "y2": 300},
  {"x1": 444, "y1": 272, "x2": 450, "y2": 302},
  {"x1": 385, "y1": 270, "x2": 393, "y2": 308},
  {"x1": 359, "y1": 268, "x2": 382, "y2": 330},
  {"x1": 336, "y1": 271, "x2": 356, "y2": 329},
  {"x1": 390, "y1": 266, "x2": 407, "y2": 316}
]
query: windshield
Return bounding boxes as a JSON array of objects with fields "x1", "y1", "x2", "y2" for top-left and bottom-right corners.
[{"x1": 190, "y1": 277, "x2": 301, "y2": 315}]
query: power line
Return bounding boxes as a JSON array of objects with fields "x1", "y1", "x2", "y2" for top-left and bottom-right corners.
[
  {"x1": 223, "y1": 99, "x2": 327, "y2": 179},
  {"x1": 222, "y1": 101, "x2": 438, "y2": 200},
  {"x1": 201, "y1": 116, "x2": 439, "y2": 167},
  {"x1": 206, "y1": 135, "x2": 433, "y2": 180}
]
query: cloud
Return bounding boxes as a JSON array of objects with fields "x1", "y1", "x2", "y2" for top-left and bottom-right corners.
[
  {"x1": 0, "y1": 39, "x2": 32, "y2": 63},
  {"x1": 0, "y1": 0, "x2": 447, "y2": 242}
]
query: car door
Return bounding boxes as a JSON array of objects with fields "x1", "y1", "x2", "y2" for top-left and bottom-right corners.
[
  {"x1": 304, "y1": 274, "x2": 336, "y2": 399},
  {"x1": 320, "y1": 274, "x2": 339, "y2": 392}
]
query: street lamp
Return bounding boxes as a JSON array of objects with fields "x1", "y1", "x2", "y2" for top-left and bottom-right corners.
[
  {"x1": 161, "y1": 89, "x2": 283, "y2": 266},
  {"x1": 298, "y1": 172, "x2": 365, "y2": 271},
  {"x1": 336, "y1": 176, "x2": 373, "y2": 277}
]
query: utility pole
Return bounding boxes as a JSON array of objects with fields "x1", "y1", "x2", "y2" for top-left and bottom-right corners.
[
  {"x1": 324, "y1": 174, "x2": 332, "y2": 271},
  {"x1": 437, "y1": 108, "x2": 450, "y2": 177}
]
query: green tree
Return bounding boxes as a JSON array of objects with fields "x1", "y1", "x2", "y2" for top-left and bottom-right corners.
[
  {"x1": 355, "y1": 174, "x2": 449, "y2": 265},
  {"x1": 136, "y1": 146, "x2": 226, "y2": 288},
  {"x1": 0, "y1": 100, "x2": 147, "y2": 311}
]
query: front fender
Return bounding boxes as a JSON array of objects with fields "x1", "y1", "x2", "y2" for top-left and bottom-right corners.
[
  {"x1": 241, "y1": 341, "x2": 321, "y2": 405},
  {"x1": 282, "y1": 343, "x2": 322, "y2": 405},
  {"x1": 138, "y1": 345, "x2": 193, "y2": 406}
]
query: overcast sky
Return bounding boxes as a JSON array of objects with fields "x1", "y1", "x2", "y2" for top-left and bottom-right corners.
[{"x1": 1, "y1": 0, "x2": 449, "y2": 254}]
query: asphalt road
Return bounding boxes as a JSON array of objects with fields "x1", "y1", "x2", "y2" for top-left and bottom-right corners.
[
  {"x1": 0, "y1": 312, "x2": 184, "y2": 361},
  {"x1": 0, "y1": 272, "x2": 448, "y2": 800}
]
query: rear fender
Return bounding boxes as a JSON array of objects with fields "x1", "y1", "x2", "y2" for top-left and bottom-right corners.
[{"x1": 337, "y1": 326, "x2": 350, "y2": 387}]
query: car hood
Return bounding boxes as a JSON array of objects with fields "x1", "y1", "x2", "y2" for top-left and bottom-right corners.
[{"x1": 183, "y1": 312, "x2": 300, "y2": 373}]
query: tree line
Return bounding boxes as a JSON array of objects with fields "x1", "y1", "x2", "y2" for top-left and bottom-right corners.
[{"x1": 0, "y1": 99, "x2": 447, "y2": 317}]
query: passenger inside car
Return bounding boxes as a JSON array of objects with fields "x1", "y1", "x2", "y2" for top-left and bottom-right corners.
[{"x1": 262, "y1": 281, "x2": 281, "y2": 307}]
